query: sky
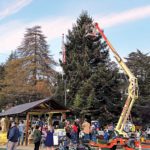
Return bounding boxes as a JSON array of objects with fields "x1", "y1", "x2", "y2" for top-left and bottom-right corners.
[{"x1": 0, "y1": 0, "x2": 150, "y2": 71}]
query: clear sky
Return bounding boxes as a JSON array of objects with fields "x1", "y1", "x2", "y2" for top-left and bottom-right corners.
[{"x1": 0, "y1": 0, "x2": 150, "y2": 68}]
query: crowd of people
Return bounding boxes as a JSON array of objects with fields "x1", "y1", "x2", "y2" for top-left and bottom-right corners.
[{"x1": 2, "y1": 117, "x2": 150, "y2": 150}]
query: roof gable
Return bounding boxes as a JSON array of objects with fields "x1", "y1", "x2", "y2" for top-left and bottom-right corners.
[{"x1": 0, "y1": 97, "x2": 68, "y2": 116}]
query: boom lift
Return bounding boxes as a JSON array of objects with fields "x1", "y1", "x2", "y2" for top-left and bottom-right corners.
[{"x1": 86, "y1": 22, "x2": 138, "y2": 136}]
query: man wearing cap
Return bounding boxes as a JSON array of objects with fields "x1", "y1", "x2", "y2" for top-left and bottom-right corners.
[{"x1": 8, "y1": 122, "x2": 20, "y2": 150}]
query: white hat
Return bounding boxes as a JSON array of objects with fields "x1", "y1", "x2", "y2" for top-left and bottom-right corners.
[
  {"x1": 76, "y1": 119, "x2": 79, "y2": 122},
  {"x1": 11, "y1": 122, "x2": 16, "y2": 127}
]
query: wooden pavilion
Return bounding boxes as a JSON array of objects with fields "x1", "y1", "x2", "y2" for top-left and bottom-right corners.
[{"x1": 0, "y1": 97, "x2": 70, "y2": 145}]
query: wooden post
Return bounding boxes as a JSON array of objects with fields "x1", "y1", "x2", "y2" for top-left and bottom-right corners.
[
  {"x1": 62, "y1": 112, "x2": 66, "y2": 121},
  {"x1": 5, "y1": 116, "x2": 10, "y2": 132},
  {"x1": 48, "y1": 113, "x2": 53, "y2": 126},
  {"x1": 25, "y1": 112, "x2": 30, "y2": 146}
]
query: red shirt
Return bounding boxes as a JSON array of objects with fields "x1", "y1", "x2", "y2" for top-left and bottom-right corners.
[{"x1": 72, "y1": 125, "x2": 78, "y2": 133}]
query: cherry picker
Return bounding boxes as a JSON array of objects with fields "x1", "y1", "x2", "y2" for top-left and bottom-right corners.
[
  {"x1": 85, "y1": 23, "x2": 149, "y2": 149},
  {"x1": 85, "y1": 22, "x2": 138, "y2": 136}
]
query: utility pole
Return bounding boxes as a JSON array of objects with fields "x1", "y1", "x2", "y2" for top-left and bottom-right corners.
[{"x1": 61, "y1": 33, "x2": 67, "y2": 106}]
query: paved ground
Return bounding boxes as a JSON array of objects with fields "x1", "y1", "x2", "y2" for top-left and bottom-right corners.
[
  {"x1": 0, "y1": 145, "x2": 118, "y2": 150},
  {"x1": 0, "y1": 144, "x2": 43, "y2": 150},
  {"x1": 0, "y1": 144, "x2": 149, "y2": 150},
  {"x1": 0, "y1": 146, "x2": 124, "y2": 150},
  {"x1": 0, "y1": 145, "x2": 59, "y2": 150}
]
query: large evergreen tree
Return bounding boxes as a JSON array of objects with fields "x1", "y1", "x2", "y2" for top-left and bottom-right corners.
[
  {"x1": 0, "y1": 63, "x2": 5, "y2": 108},
  {"x1": 125, "y1": 50, "x2": 150, "y2": 125},
  {"x1": 0, "y1": 63, "x2": 5, "y2": 86},
  {"x1": 56, "y1": 12, "x2": 122, "y2": 123},
  {"x1": 0, "y1": 26, "x2": 57, "y2": 105}
]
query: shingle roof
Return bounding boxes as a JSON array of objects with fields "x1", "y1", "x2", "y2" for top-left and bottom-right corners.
[{"x1": 0, "y1": 97, "x2": 68, "y2": 116}]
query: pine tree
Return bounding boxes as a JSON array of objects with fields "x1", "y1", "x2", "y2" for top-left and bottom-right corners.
[
  {"x1": 56, "y1": 11, "x2": 121, "y2": 123},
  {"x1": 125, "y1": 50, "x2": 150, "y2": 125},
  {"x1": 0, "y1": 63, "x2": 5, "y2": 81},
  {"x1": 18, "y1": 26, "x2": 56, "y2": 86},
  {"x1": 0, "y1": 63, "x2": 5, "y2": 92},
  {"x1": 8, "y1": 50, "x2": 18, "y2": 61},
  {"x1": 0, "y1": 26, "x2": 57, "y2": 105}
]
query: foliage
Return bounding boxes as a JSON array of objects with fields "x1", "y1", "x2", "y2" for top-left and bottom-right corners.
[
  {"x1": 0, "y1": 12, "x2": 149, "y2": 127},
  {"x1": 0, "y1": 63, "x2": 5, "y2": 83},
  {"x1": 0, "y1": 63, "x2": 5, "y2": 108},
  {"x1": 0, "y1": 26, "x2": 57, "y2": 106},
  {"x1": 125, "y1": 50, "x2": 150, "y2": 125},
  {"x1": 56, "y1": 11, "x2": 122, "y2": 123}
]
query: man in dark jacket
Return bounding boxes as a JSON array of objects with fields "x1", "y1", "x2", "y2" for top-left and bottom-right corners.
[{"x1": 8, "y1": 122, "x2": 20, "y2": 150}]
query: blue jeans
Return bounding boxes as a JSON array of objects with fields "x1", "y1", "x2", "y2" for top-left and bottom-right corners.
[
  {"x1": 84, "y1": 134, "x2": 90, "y2": 141},
  {"x1": 18, "y1": 132, "x2": 24, "y2": 145},
  {"x1": 71, "y1": 132, "x2": 77, "y2": 144},
  {"x1": 91, "y1": 135, "x2": 97, "y2": 142}
]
